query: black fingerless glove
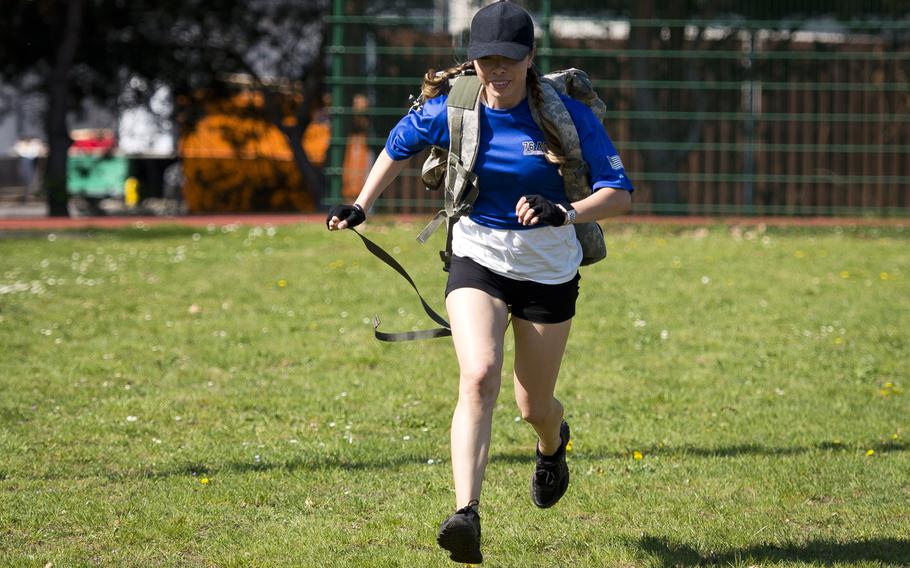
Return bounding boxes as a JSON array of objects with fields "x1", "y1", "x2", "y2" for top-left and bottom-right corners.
[
  {"x1": 326, "y1": 203, "x2": 366, "y2": 229},
  {"x1": 524, "y1": 194, "x2": 567, "y2": 226}
]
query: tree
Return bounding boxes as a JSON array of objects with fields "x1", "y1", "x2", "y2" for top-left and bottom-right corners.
[
  {"x1": 1, "y1": 0, "x2": 105, "y2": 216},
  {"x1": 0, "y1": 0, "x2": 329, "y2": 217},
  {"x1": 126, "y1": 0, "x2": 331, "y2": 210}
]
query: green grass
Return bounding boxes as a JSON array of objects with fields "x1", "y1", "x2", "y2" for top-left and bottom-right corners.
[{"x1": 0, "y1": 219, "x2": 907, "y2": 567}]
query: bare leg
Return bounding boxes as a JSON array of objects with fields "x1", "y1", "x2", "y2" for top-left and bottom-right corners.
[
  {"x1": 512, "y1": 317, "x2": 572, "y2": 455},
  {"x1": 446, "y1": 288, "x2": 510, "y2": 508}
]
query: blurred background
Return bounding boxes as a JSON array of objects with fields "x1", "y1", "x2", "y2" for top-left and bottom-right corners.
[{"x1": 0, "y1": 0, "x2": 907, "y2": 218}]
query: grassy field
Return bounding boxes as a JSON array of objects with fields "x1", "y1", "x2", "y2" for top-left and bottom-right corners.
[{"x1": 0, "y1": 219, "x2": 907, "y2": 567}]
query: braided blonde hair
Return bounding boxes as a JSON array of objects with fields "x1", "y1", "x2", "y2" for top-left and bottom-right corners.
[{"x1": 526, "y1": 66, "x2": 567, "y2": 167}]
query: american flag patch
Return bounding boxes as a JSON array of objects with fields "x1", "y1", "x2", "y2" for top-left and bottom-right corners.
[{"x1": 608, "y1": 155, "x2": 625, "y2": 170}]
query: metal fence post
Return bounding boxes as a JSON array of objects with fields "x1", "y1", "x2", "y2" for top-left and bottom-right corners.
[
  {"x1": 539, "y1": 0, "x2": 551, "y2": 74},
  {"x1": 743, "y1": 29, "x2": 756, "y2": 215},
  {"x1": 328, "y1": 0, "x2": 345, "y2": 207}
]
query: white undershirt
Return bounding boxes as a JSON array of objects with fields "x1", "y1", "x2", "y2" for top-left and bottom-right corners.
[{"x1": 451, "y1": 216, "x2": 582, "y2": 285}]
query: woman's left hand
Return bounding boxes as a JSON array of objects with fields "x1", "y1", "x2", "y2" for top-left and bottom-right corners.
[{"x1": 516, "y1": 194, "x2": 567, "y2": 226}]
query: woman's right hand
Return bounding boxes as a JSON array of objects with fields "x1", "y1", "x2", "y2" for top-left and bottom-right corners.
[{"x1": 326, "y1": 203, "x2": 366, "y2": 230}]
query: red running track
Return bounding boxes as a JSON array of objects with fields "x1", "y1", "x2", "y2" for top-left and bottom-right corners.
[{"x1": 0, "y1": 213, "x2": 906, "y2": 231}]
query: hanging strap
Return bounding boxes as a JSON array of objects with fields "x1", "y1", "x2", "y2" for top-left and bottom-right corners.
[
  {"x1": 353, "y1": 76, "x2": 483, "y2": 342},
  {"x1": 350, "y1": 228, "x2": 451, "y2": 341}
]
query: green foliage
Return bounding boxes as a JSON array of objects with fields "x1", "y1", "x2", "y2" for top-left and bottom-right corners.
[
  {"x1": 0, "y1": 220, "x2": 908, "y2": 566},
  {"x1": 0, "y1": 0, "x2": 328, "y2": 104}
]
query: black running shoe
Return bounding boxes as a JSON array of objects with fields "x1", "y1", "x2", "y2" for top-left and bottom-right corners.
[
  {"x1": 436, "y1": 501, "x2": 482, "y2": 564},
  {"x1": 531, "y1": 420, "x2": 570, "y2": 508}
]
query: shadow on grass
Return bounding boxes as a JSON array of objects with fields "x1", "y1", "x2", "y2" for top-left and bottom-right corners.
[
  {"x1": 0, "y1": 225, "x2": 205, "y2": 241},
  {"x1": 23, "y1": 439, "x2": 905, "y2": 481},
  {"x1": 490, "y1": 440, "x2": 907, "y2": 464},
  {"x1": 105, "y1": 454, "x2": 431, "y2": 481},
  {"x1": 637, "y1": 535, "x2": 910, "y2": 566},
  {"x1": 136, "y1": 439, "x2": 908, "y2": 479}
]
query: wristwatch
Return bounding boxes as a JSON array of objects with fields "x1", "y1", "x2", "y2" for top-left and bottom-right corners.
[{"x1": 556, "y1": 203, "x2": 577, "y2": 226}]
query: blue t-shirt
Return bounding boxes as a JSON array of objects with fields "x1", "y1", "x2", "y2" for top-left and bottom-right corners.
[{"x1": 385, "y1": 94, "x2": 633, "y2": 230}]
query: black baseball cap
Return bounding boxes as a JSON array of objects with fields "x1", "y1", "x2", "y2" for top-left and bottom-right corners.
[{"x1": 467, "y1": 1, "x2": 535, "y2": 61}]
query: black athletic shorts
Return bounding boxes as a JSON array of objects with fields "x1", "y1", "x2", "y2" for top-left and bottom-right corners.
[{"x1": 444, "y1": 255, "x2": 580, "y2": 324}]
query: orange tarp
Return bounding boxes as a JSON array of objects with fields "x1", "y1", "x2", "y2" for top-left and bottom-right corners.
[
  {"x1": 179, "y1": 92, "x2": 329, "y2": 165},
  {"x1": 178, "y1": 91, "x2": 329, "y2": 213}
]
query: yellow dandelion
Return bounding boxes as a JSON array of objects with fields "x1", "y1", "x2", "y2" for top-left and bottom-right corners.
[
  {"x1": 884, "y1": 382, "x2": 894, "y2": 389},
  {"x1": 277, "y1": 279, "x2": 287, "y2": 288},
  {"x1": 633, "y1": 450, "x2": 644, "y2": 461},
  {"x1": 565, "y1": 439, "x2": 573, "y2": 453},
  {"x1": 794, "y1": 250, "x2": 806, "y2": 258},
  {"x1": 866, "y1": 449, "x2": 875, "y2": 457},
  {"x1": 834, "y1": 337, "x2": 844, "y2": 346},
  {"x1": 840, "y1": 271, "x2": 850, "y2": 279},
  {"x1": 200, "y1": 477, "x2": 209, "y2": 485},
  {"x1": 879, "y1": 272, "x2": 890, "y2": 281},
  {"x1": 892, "y1": 433, "x2": 900, "y2": 440}
]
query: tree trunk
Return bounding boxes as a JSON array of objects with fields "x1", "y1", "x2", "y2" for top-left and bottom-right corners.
[
  {"x1": 294, "y1": 22, "x2": 329, "y2": 211},
  {"x1": 280, "y1": 122, "x2": 326, "y2": 210},
  {"x1": 262, "y1": 86, "x2": 326, "y2": 212},
  {"x1": 258, "y1": 23, "x2": 328, "y2": 212},
  {"x1": 44, "y1": 0, "x2": 84, "y2": 217}
]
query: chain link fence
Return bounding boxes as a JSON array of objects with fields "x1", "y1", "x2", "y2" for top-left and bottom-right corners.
[{"x1": 326, "y1": 0, "x2": 910, "y2": 216}]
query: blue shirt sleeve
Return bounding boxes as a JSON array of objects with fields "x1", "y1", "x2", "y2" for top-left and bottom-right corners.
[
  {"x1": 384, "y1": 95, "x2": 450, "y2": 160},
  {"x1": 563, "y1": 97, "x2": 634, "y2": 193}
]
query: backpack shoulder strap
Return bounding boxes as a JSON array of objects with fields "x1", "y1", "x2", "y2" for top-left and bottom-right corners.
[
  {"x1": 362, "y1": 76, "x2": 485, "y2": 342},
  {"x1": 416, "y1": 75, "x2": 483, "y2": 248},
  {"x1": 448, "y1": 74, "x2": 482, "y2": 109},
  {"x1": 446, "y1": 75, "x2": 483, "y2": 211}
]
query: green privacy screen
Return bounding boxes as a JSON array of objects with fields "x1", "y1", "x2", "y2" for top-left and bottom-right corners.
[{"x1": 326, "y1": 0, "x2": 910, "y2": 216}]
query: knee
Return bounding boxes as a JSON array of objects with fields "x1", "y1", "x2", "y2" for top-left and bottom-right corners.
[
  {"x1": 458, "y1": 362, "x2": 501, "y2": 408},
  {"x1": 519, "y1": 399, "x2": 558, "y2": 427}
]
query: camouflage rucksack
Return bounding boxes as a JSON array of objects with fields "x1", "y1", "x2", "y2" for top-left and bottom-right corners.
[{"x1": 417, "y1": 68, "x2": 609, "y2": 270}]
